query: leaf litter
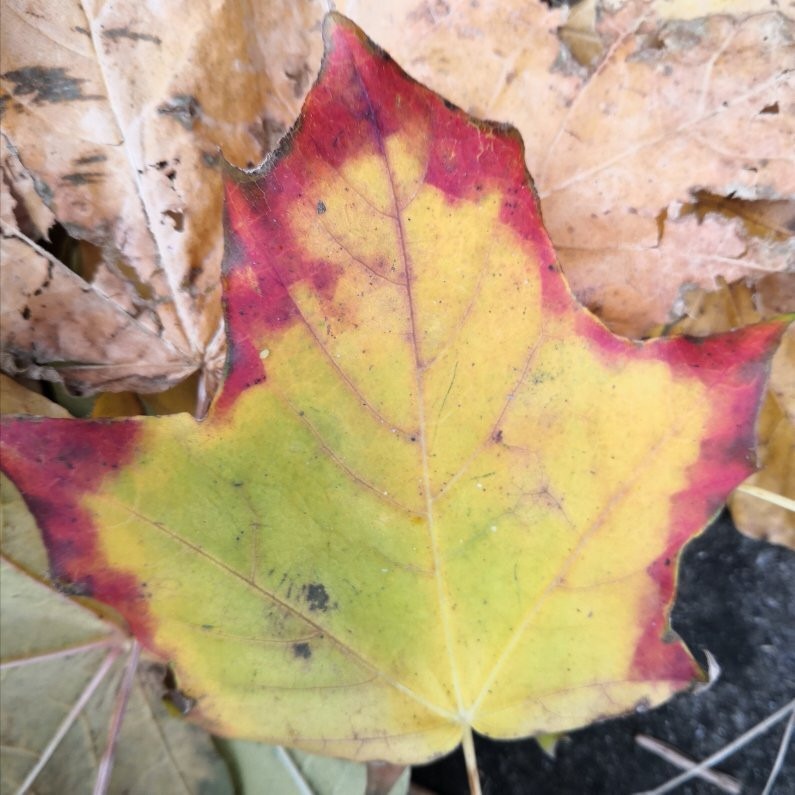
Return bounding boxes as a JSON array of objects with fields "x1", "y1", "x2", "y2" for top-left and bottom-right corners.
[{"x1": 0, "y1": 17, "x2": 787, "y2": 791}]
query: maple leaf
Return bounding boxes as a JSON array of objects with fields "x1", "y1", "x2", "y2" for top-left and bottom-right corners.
[{"x1": 0, "y1": 13, "x2": 787, "y2": 772}]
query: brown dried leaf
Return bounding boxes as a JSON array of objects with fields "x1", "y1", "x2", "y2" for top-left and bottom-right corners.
[
  {"x1": 2, "y1": 0, "x2": 790, "y2": 399},
  {"x1": 0, "y1": 217, "x2": 195, "y2": 394},
  {"x1": 0, "y1": 0, "x2": 323, "y2": 396}
]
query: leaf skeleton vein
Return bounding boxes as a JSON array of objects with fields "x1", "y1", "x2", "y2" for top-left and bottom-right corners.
[
  {"x1": 420, "y1": 242, "x2": 494, "y2": 371},
  {"x1": 539, "y1": 71, "x2": 787, "y2": 198},
  {"x1": 78, "y1": 8, "x2": 200, "y2": 355},
  {"x1": 315, "y1": 154, "x2": 400, "y2": 220},
  {"x1": 137, "y1": 664, "x2": 206, "y2": 795},
  {"x1": 432, "y1": 334, "x2": 547, "y2": 502}
]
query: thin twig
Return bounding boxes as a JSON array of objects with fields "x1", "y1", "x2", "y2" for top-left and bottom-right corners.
[
  {"x1": 636, "y1": 699, "x2": 795, "y2": 795},
  {"x1": 462, "y1": 726, "x2": 482, "y2": 795},
  {"x1": 761, "y1": 708, "x2": 795, "y2": 795},
  {"x1": 92, "y1": 641, "x2": 141, "y2": 795},
  {"x1": 14, "y1": 649, "x2": 121, "y2": 795},
  {"x1": 735, "y1": 484, "x2": 795, "y2": 513},
  {"x1": 635, "y1": 734, "x2": 740, "y2": 794}
]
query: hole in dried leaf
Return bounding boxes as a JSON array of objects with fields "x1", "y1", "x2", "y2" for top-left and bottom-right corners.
[
  {"x1": 679, "y1": 191, "x2": 794, "y2": 244},
  {"x1": 163, "y1": 209, "x2": 184, "y2": 232},
  {"x1": 38, "y1": 222, "x2": 102, "y2": 283},
  {"x1": 160, "y1": 664, "x2": 196, "y2": 715}
]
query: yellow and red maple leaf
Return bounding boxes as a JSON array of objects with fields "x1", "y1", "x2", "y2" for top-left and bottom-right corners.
[{"x1": 0, "y1": 14, "x2": 787, "y2": 762}]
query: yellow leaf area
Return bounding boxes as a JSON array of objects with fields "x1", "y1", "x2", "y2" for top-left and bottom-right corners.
[{"x1": 0, "y1": 15, "x2": 785, "y2": 764}]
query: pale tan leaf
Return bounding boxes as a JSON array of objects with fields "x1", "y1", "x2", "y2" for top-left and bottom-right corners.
[{"x1": 0, "y1": 0, "x2": 325, "y2": 395}]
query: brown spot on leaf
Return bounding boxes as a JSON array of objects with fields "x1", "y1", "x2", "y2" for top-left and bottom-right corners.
[
  {"x1": 157, "y1": 94, "x2": 201, "y2": 130},
  {"x1": 163, "y1": 209, "x2": 184, "y2": 232},
  {"x1": 74, "y1": 154, "x2": 107, "y2": 165},
  {"x1": 1, "y1": 66, "x2": 101, "y2": 104},
  {"x1": 62, "y1": 172, "x2": 103, "y2": 186},
  {"x1": 103, "y1": 28, "x2": 162, "y2": 45}
]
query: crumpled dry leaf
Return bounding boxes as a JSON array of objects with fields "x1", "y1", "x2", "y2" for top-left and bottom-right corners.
[
  {"x1": 665, "y1": 274, "x2": 795, "y2": 548},
  {"x1": 331, "y1": 0, "x2": 794, "y2": 336},
  {"x1": 0, "y1": 0, "x2": 323, "y2": 398},
  {"x1": 0, "y1": 203, "x2": 197, "y2": 394}
]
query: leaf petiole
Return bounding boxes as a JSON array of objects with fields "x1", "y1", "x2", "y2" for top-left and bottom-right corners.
[{"x1": 462, "y1": 726, "x2": 482, "y2": 795}]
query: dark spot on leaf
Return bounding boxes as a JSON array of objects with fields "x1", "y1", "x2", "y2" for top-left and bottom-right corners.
[
  {"x1": 21, "y1": 306, "x2": 31, "y2": 320},
  {"x1": 1, "y1": 66, "x2": 102, "y2": 104},
  {"x1": 442, "y1": 98, "x2": 458, "y2": 111},
  {"x1": 157, "y1": 94, "x2": 201, "y2": 130},
  {"x1": 493, "y1": 429, "x2": 503, "y2": 443},
  {"x1": 103, "y1": 27, "x2": 162, "y2": 45},
  {"x1": 73, "y1": 26, "x2": 90, "y2": 36},
  {"x1": 74, "y1": 154, "x2": 107, "y2": 165},
  {"x1": 316, "y1": 200, "x2": 327, "y2": 214},
  {"x1": 53, "y1": 577, "x2": 92, "y2": 597},
  {"x1": 293, "y1": 642, "x2": 312, "y2": 659},
  {"x1": 304, "y1": 582, "x2": 331, "y2": 612},
  {"x1": 62, "y1": 172, "x2": 103, "y2": 186},
  {"x1": 759, "y1": 101, "x2": 778, "y2": 115}
]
